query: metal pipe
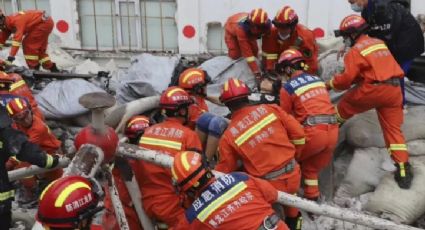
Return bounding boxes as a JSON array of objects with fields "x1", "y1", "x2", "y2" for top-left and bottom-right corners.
[
  {"x1": 8, "y1": 158, "x2": 70, "y2": 181},
  {"x1": 116, "y1": 143, "x2": 420, "y2": 230},
  {"x1": 123, "y1": 177, "x2": 156, "y2": 230},
  {"x1": 92, "y1": 108, "x2": 106, "y2": 134},
  {"x1": 277, "y1": 193, "x2": 421, "y2": 230},
  {"x1": 108, "y1": 170, "x2": 131, "y2": 230}
]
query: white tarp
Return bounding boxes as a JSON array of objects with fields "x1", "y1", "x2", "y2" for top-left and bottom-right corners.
[{"x1": 35, "y1": 79, "x2": 106, "y2": 119}]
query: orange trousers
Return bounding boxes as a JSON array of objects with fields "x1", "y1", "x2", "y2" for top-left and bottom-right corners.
[
  {"x1": 143, "y1": 195, "x2": 186, "y2": 228},
  {"x1": 224, "y1": 32, "x2": 258, "y2": 60},
  {"x1": 268, "y1": 164, "x2": 301, "y2": 218},
  {"x1": 336, "y1": 83, "x2": 409, "y2": 163},
  {"x1": 298, "y1": 124, "x2": 338, "y2": 199},
  {"x1": 22, "y1": 17, "x2": 54, "y2": 69}
]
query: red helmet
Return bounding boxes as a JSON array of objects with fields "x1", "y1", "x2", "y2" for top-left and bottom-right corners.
[
  {"x1": 273, "y1": 6, "x2": 299, "y2": 28},
  {"x1": 248, "y1": 8, "x2": 271, "y2": 27},
  {"x1": 159, "y1": 86, "x2": 193, "y2": 110},
  {"x1": 335, "y1": 14, "x2": 368, "y2": 37},
  {"x1": 172, "y1": 151, "x2": 210, "y2": 192},
  {"x1": 6, "y1": 97, "x2": 30, "y2": 117},
  {"x1": 124, "y1": 115, "x2": 150, "y2": 139},
  {"x1": 74, "y1": 126, "x2": 119, "y2": 164},
  {"x1": 36, "y1": 176, "x2": 104, "y2": 228},
  {"x1": 219, "y1": 78, "x2": 250, "y2": 104},
  {"x1": 276, "y1": 49, "x2": 307, "y2": 73},
  {"x1": 178, "y1": 68, "x2": 209, "y2": 90}
]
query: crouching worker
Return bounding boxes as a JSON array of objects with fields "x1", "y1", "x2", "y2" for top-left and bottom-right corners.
[
  {"x1": 102, "y1": 115, "x2": 151, "y2": 230},
  {"x1": 36, "y1": 176, "x2": 105, "y2": 230},
  {"x1": 6, "y1": 97, "x2": 63, "y2": 207},
  {"x1": 276, "y1": 49, "x2": 338, "y2": 201},
  {"x1": 173, "y1": 151, "x2": 289, "y2": 230}
]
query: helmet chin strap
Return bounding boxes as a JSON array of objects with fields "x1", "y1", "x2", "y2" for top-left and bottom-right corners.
[{"x1": 278, "y1": 32, "x2": 291, "y2": 40}]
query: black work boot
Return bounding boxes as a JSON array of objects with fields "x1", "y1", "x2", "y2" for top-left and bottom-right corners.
[
  {"x1": 285, "y1": 213, "x2": 302, "y2": 230},
  {"x1": 394, "y1": 162, "x2": 413, "y2": 189}
]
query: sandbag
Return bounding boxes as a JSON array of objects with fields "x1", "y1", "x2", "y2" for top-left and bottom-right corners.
[
  {"x1": 345, "y1": 106, "x2": 425, "y2": 148},
  {"x1": 365, "y1": 156, "x2": 425, "y2": 224},
  {"x1": 35, "y1": 79, "x2": 106, "y2": 119},
  {"x1": 104, "y1": 95, "x2": 160, "y2": 132},
  {"x1": 334, "y1": 147, "x2": 394, "y2": 200},
  {"x1": 407, "y1": 139, "x2": 425, "y2": 156}
]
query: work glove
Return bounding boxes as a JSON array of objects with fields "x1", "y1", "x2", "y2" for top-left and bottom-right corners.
[
  {"x1": 394, "y1": 162, "x2": 413, "y2": 189},
  {"x1": 5, "y1": 56, "x2": 15, "y2": 65}
]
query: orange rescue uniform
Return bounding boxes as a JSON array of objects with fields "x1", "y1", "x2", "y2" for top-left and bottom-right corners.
[
  {"x1": 224, "y1": 13, "x2": 261, "y2": 74},
  {"x1": 136, "y1": 118, "x2": 202, "y2": 227},
  {"x1": 216, "y1": 104, "x2": 304, "y2": 218},
  {"x1": 0, "y1": 10, "x2": 54, "y2": 69},
  {"x1": 329, "y1": 34, "x2": 408, "y2": 164},
  {"x1": 175, "y1": 172, "x2": 288, "y2": 230},
  {"x1": 8, "y1": 73, "x2": 44, "y2": 119},
  {"x1": 280, "y1": 72, "x2": 338, "y2": 199},
  {"x1": 9, "y1": 115, "x2": 62, "y2": 191},
  {"x1": 262, "y1": 25, "x2": 319, "y2": 74},
  {"x1": 188, "y1": 94, "x2": 209, "y2": 130}
]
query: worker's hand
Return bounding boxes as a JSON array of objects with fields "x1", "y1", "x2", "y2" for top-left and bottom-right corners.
[{"x1": 5, "y1": 56, "x2": 15, "y2": 65}]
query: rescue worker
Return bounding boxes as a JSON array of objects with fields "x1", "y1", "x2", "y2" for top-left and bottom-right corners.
[
  {"x1": 215, "y1": 78, "x2": 305, "y2": 230},
  {"x1": 136, "y1": 86, "x2": 203, "y2": 228},
  {"x1": 328, "y1": 15, "x2": 413, "y2": 189},
  {"x1": 224, "y1": 8, "x2": 272, "y2": 80},
  {"x1": 348, "y1": 0, "x2": 424, "y2": 105},
  {"x1": 102, "y1": 115, "x2": 150, "y2": 230},
  {"x1": 6, "y1": 97, "x2": 63, "y2": 206},
  {"x1": 0, "y1": 9, "x2": 59, "y2": 72},
  {"x1": 36, "y1": 176, "x2": 105, "y2": 230},
  {"x1": 172, "y1": 151, "x2": 289, "y2": 230},
  {"x1": 0, "y1": 71, "x2": 44, "y2": 119},
  {"x1": 262, "y1": 6, "x2": 319, "y2": 75},
  {"x1": 178, "y1": 67, "x2": 211, "y2": 129},
  {"x1": 0, "y1": 105, "x2": 59, "y2": 228},
  {"x1": 276, "y1": 49, "x2": 339, "y2": 201}
]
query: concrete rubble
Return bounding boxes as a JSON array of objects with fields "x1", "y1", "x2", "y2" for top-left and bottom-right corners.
[{"x1": 2, "y1": 36, "x2": 425, "y2": 230}]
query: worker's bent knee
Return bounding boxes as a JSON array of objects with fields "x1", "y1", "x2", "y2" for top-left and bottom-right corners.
[
  {"x1": 196, "y1": 113, "x2": 228, "y2": 137},
  {"x1": 208, "y1": 116, "x2": 228, "y2": 137},
  {"x1": 196, "y1": 112, "x2": 215, "y2": 134}
]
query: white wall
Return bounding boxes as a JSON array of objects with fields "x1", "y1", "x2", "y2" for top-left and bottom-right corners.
[
  {"x1": 50, "y1": 0, "x2": 81, "y2": 49},
  {"x1": 50, "y1": 0, "x2": 425, "y2": 54}
]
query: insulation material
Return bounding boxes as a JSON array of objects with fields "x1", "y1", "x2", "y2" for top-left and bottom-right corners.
[
  {"x1": 335, "y1": 147, "x2": 394, "y2": 199},
  {"x1": 345, "y1": 106, "x2": 425, "y2": 148},
  {"x1": 365, "y1": 156, "x2": 425, "y2": 224},
  {"x1": 35, "y1": 79, "x2": 106, "y2": 119},
  {"x1": 117, "y1": 53, "x2": 179, "y2": 94}
]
